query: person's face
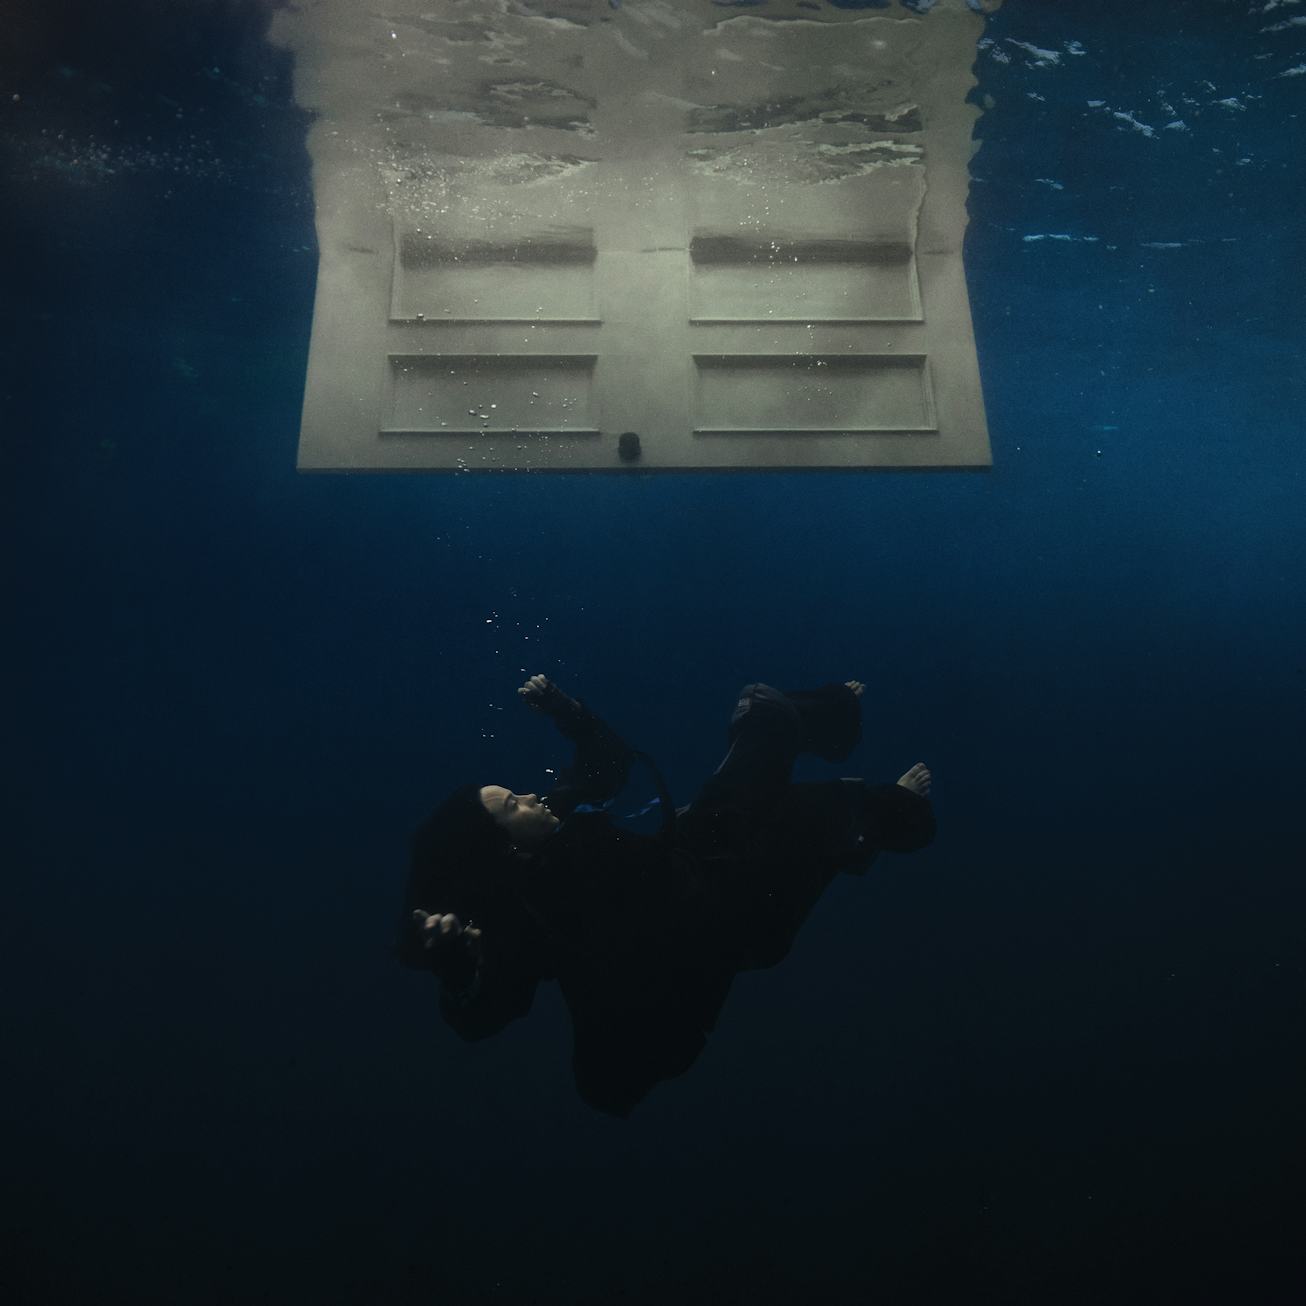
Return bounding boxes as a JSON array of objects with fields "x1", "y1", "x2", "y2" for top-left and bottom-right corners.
[{"x1": 479, "y1": 785, "x2": 560, "y2": 848}]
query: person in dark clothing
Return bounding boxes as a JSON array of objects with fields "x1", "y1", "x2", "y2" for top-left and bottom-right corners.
[{"x1": 396, "y1": 674, "x2": 934, "y2": 1117}]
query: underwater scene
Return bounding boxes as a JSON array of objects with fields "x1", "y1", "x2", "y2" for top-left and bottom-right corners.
[{"x1": 5, "y1": 1, "x2": 1304, "y2": 1303}]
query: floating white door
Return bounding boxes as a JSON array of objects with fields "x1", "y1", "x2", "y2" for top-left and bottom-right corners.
[{"x1": 272, "y1": 0, "x2": 996, "y2": 471}]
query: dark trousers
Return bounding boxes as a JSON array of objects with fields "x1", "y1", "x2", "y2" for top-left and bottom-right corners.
[
  {"x1": 571, "y1": 684, "x2": 875, "y2": 1116},
  {"x1": 680, "y1": 683, "x2": 830, "y2": 858}
]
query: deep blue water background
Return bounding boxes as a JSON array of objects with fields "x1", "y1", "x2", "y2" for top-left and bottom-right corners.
[{"x1": 4, "y1": 2, "x2": 1304, "y2": 1303}]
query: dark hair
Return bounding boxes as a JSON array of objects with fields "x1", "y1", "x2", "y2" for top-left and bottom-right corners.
[{"x1": 393, "y1": 784, "x2": 513, "y2": 968}]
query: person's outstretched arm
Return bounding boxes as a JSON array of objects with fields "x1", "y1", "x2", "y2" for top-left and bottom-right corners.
[
  {"x1": 862, "y1": 763, "x2": 936, "y2": 852},
  {"x1": 410, "y1": 908, "x2": 543, "y2": 1042},
  {"x1": 518, "y1": 674, "x2": 634, "y2": 821}
]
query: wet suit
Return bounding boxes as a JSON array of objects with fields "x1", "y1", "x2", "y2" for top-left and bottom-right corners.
[{"x1": 400, "y1": 683, "x2": 935, "y2": 1116}]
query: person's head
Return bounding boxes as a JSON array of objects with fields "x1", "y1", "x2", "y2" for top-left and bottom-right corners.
[
  {"x1": 478, "y1": 785, "x2": 560, "y2": 850},
  {"x1": 397, "y1": 781, "x2": 559, "y2": 966}
]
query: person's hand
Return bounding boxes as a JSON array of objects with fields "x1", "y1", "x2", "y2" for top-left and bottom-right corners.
[
  {"x1": 411, "y1": 910, "x2": 483, "y2": 961},
  {"x1": 517, "y1": 673, "x2": 580, "y2": 718},
  {"x1": 895, "y1": 762, "x2": 932, "y2": 798}
]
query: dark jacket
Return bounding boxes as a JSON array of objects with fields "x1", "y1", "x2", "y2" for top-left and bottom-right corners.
[{"x1": 399, "y1": 687, "x2": 934, "y2": 1115}]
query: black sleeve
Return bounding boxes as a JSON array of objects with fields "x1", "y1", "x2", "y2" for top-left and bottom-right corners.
[
  {"x1": 395, "y1": 898, "x2": 548, "y2": 1042},
  {"x1": 436, "y1": 943, "x2": 542, "y2": 1042},
  {"x1": 543, "y1": 697, "x2": 635, "y2": 821},
  {"x1": 862, "y1": 783, "x2": 936, "y2": 852}
]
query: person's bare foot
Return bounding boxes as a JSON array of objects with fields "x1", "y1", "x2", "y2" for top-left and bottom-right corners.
[
  {"x1": 896, "y1": 762, "x2": 932, "y2": 797},
  {"x1": 845, "y1": 680, "x2": 865, "y2": 698}
]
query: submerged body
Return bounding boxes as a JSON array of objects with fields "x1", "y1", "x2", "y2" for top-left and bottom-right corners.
[{"x1": 398, "y1": 678, "x2": 935, "y2": 1116}]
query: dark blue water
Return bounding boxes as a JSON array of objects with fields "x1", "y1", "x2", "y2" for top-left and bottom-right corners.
[{"x1": 5, "y1": 2, "x2": 1304, "y2": 1303}]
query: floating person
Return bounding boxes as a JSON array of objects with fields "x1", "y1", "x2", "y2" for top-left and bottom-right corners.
[{"x1": 396, "y1": 673, "x2": 934, "y2": 1116}]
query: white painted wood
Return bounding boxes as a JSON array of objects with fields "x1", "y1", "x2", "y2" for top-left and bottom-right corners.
[{"x1": 271, "y1": 0, "x2": 996, "y2": 471}]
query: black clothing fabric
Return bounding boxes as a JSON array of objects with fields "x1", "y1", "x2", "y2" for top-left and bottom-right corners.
[{"x1": 398, "y1": 683, "x2": 935, "y2": 1116}]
